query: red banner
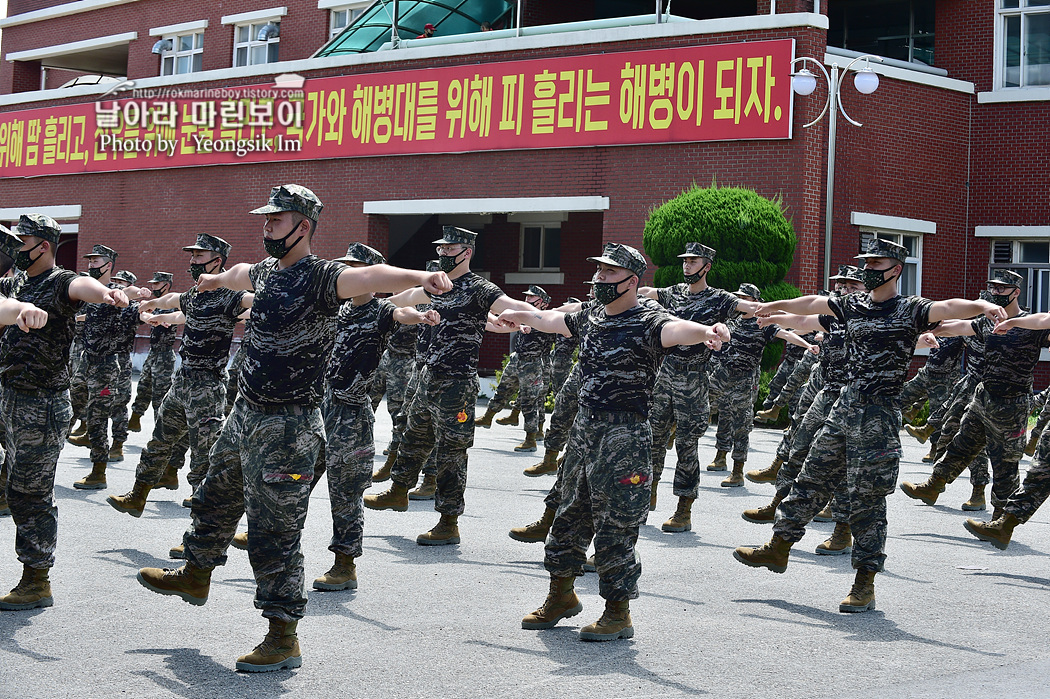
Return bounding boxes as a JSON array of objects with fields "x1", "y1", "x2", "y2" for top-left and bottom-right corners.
[{"x1": 0, "y1": 39, "x2": 794, "y2": 178}]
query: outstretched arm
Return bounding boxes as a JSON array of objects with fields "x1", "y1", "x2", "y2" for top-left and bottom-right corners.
[
  {"x1": 661, "y1": 320, "x2": 731, "y2": 349},
  {"x1": 929, "y1": 298, "x2": 1004, "y2": 324},
  {"x1": 138, "y1": 291, "x2": 183, "y2": 313},
  {"x1": 393, "y1": 307, "x2": 440, "y2": 327},
  {"x1": 994, "y1": 312, "x2": 1050, "y2": 334},
  {"x1": 490, "y1": 294, "x2": 542, "y2": 315},
  {"x1": 0, "y1": 298, "x2": 48, "y2": 332},
  {"x1": 737, "y1": 295, "x2": 833, "y2": 319},
  {"x1": 197, "y1": 264, "x2": 253, "y2": 292},
  {"x1": 493, "y1": 309, "x2": 571, "y2": 337},
  {"x1": 388, "y1": 286, "x2": 433, "y2": 308},
  {"x1": 68, "y1": 276, "x2": 129, "y2": 307},
  {"x1": 757, "y1": 313, "x2": 824, "y2": 334},
  {"x1": 338, "y1": 265, "x2": 450, "y2": 300},
  {"x1": 929, "y1": 319, "x2": 977, "y2": 337},
  {"x1": 776, "y1": 329, "x2": 819, "y2": 354},
  {"x1": 637, "y1": 286, "x2": 660, "y2": 300}
]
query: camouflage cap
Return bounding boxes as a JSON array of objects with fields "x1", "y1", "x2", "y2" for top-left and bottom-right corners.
[
  {"x1": 83, "y1": 244, "x2": 118, "y2": 261},
  {"x1": 733, "y1": 282, "x2": 763, "y2": 301},
  {"x1": 828, "y1": 264, "x2": 859, "y2": 281},
  {"x1": 425, "y1": 259, "x2": 440, "y2": 272},
  {"x1": 182, "y1": 233, "x2": 232, "y2": 259},
  {"x1": 149, "y1": 271, "x2": 174, "y2": 284},
  {"x1": 677, "y1": 242, "x2": 716, "y2": 260},
  {"x1": 15, "y1": 213, "x2": 62, "y2": 244},
  {"x1": 250, "y1": 184, "x2": 324, "y2": 221},
  {"x1": 432, "y1": 226, "x2": 477, "y2": 246},
  {"x1": 113, "y1": 270, "x2": 137, "y2": 285},
  {"x1": 335, "y1": 242, "x2": 386, "y2": 266},
  {"x1": 0, "y1": 226, "x2": 22, "y2": 260},
  {"x1": 525, "y1": 285, "x2": 551, "y2": 303},
  {"x1": 987, "y1": 269, "x2": 1024, "y2": 288},
  {"x1": 855, "y1": 237, "x2": 908, "y2": 264},
  {"x1": 587, "y1": 243, "x2": 647, "y2": 278}
]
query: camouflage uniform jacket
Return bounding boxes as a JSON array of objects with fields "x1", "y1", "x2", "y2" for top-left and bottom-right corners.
[
  {"x1": 0, "y1": 267, "x2": 81, "y2": 391},
  {"x1": 423, "y1": 271, "x2": 503, "y2": 379},
  {"x1": 326, "y1": 297, "x2": 397, "y2": 406}
]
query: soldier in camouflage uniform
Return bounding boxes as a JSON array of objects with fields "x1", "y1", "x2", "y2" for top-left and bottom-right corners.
[
  {"x1": 313, "y1": 243, "x2": 440, "y2": 592},
  {"x1": 899, "y1": 335, "x2": 963, "y2": 430},
  {"x1": 0, "y1": 226, "x2": 28, "y2": 519},
  {"x1": 733, "y1": 238, "x2": 1005, "y2": 614},
  {"x1": 709, "y1": 283, "x2": 816, "y2": 491},
  {"x1": 67, "y1": 312, "x2": 87, "y2": 438},
  {"x1": 0, "y1": 213, "x2": 130, "y2": 611},
  {"x1": 107, "y1": 233, "x2": 250, "y2": 518},
  {"x1": 476, "y1": 285, "x2": 554, "y2": 451},
  {"x1": 497, "y1": 243, "x2": 729, "y2": 641},
  {"x1": 548, "y1": 299, "x2": 580, "y2": 395},
  {"x1": 364, "y1": 225, "x2": 538, "y2": 546},
  {"x1": 638, "y1": 242, "x2": 744, "y2": 534},
  {"x1": 107, "y1": 269, "x2": 142, "y2": 463},
  {"x1": 901, "y1": 270, "x2": 1049, "y2": 515},
  {"x1": 1023, "y1": 387, "x2": 1050, "y2": 456},
  {"x1": 136, "y1": 184, "x2": 449, "y2": 672},
  {"x1": 68, "y1": 245, "x2": 144, "y2": 490},
  {"x1": 376, "y1": 321, "x2": 418, "y2": 454},
  {"x1": 130, "y1": 272, "x2": 176, "y2": 427}
]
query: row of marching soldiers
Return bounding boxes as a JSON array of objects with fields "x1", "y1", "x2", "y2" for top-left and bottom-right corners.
[{"x1": 0, "y1": 187, "x2": 1046, "y2": 672}]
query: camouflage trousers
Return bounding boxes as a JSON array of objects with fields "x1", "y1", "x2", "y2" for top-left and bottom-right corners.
[
  {"x1": 490, "y1": 353, "x2": 547, "y2": 435},
  {"x1": 649, "y1": 356, "x2": 711, "y2": 498},
  {"x1": 110, "y1": 353, "x2": 133, "y2": 447},
  {"x1": 543, "y1": 362, "x2": 582, "y2": 511},
  {"x1": 713, "y1": 365, "x2": 761, "y2": 463},
  {"x1": 184, "y1": 398, "x2": 324, "y2": 622},
  {"x1": 900, "y1": 365, "x2": 956, "y2": 419},
  {"x1": 1029, "y1": 396, "x2": 1050, "y2": 446},
  {"x1": 549, "y1": 351, "x2": 574, "y2": 397},
  {"x1": 85, "y1": 353, "x2": 120, "y2": 463},
  {"x1": 397, "y1": 362, "x2": 438, "y2": 478},
  {"x1": 776, "y1": 353, "x2": 819, "y2": 412},
  {"x1": 70, "y1": 349, "x2": 87, "y2": 420},
  {"x1": 135, "y1": 368, "x2": 227, "y2": 489},
  {"x1": 545, "y1": 408, "x2": 651, "y2": 601},
  {"x1": 132, "y1": 346, "x2": 176, "y2": 415},
  {"x1": 929, "y1": 375, "x2": 990, "y2": 486},
  {"x1": 774, "y1": 387, "x2": 902, "y2": 572},
  {"x1": 390, "y1": 367, "x2": 478, "y2": 516},
  {"x1": 931, "y1": 385, "x2": 1028, "y2": 508},
  {"x1": 379, "y1": 352, "x2": 415, "y2": 451},
  {"x1": 761, "y1": 354, "x2": 800, "y2": 410},
  {"x1": 2, "y1": 386, "x2": 73, "y2": 569},
  {"x1": 775, "y1": 372, "x2": 824, "y2": 462},
  {"x1": 320, "y1": 398, "x2": 375, "y2": 558},
  {"x1": 225, "y1": 343, "x2": 246, "y2": 412},
  {"x1": 1003, "y1": 427, "x2": 1050, "y2": 522}
]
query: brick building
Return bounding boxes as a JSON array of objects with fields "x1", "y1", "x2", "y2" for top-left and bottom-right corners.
[{"x1": 0, "y1": 0, "x2": 1045, "y2": 372}]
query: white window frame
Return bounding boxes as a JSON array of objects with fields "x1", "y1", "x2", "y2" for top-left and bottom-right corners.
[
  {"x1": 232, "y1": 21, "x2": 281, "y2": 67},
  {"x1": 859, "y1": 228, "x2": 923, "y2": 296},
  {"x1": 518, "y1": 223, "x2": 562, "y2": 272},
  {"x1": 158, "y1": 31, "x2": 204, "y2": 76},
  {"x1": 989, "y1": 237, "x2": 1050, "y2": 313},
  {"x1": 325, "y1": 2, "x2": 370, "y2": 39},
  {"x1": 994, "y1": 0, "x2": 1050, "y2": 90}
]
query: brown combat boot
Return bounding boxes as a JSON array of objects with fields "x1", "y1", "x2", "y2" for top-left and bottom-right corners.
[
  {"x1": 371, "y1": 449, "x2": 395, "y2": 482},
  {"x1": 961, "y1": 483, "x2": 986, "y2": 511},
  {"x1": 649, "y1": 477, "x2": 659, "y2": 511},
  {"x1": 137, "y1": 562, "x2": 212, "y2": 605},
  {"x1": 474, "y1": 405, "x2": 498, "y2": 428},
  {"x1": 755, "y1": 404, "x2": 782, "y2": 424},
  {"x1": 522, "y1": 575, "x2": 583, "y2": 629},
  {"x1": 839, "y1": 569, "x2": 877, "y2": 613},
  {"x1": 733, "y1": 535, "x2": 792, "y2": 573},
  {"x1": 901, "y1": 403, "x2": 920, "y2": 425},
  {"x1": 106, "y1": 480, "x2": 152, "y2": 518},
  {"x1": 496, "y1": 407, "x2": 520, "y2": 426},
  {"x1": 964, "y1": 512, "x2": 1019, "y2": 550},
  {"x1": 815, "y1": 522, "x2": 852, "y2": 556},
  {"x1": 169, "y1": 544, "x2": 185, "y2": 559},
  {"x1": 579, "y1": 599, "x2": 633, "y2": 641},
  {"x1": 524, "y1": 449, "x2": 559, "y2": 477},
  {"x1": 108, "y1": 440, "x2": 124, "y2": 463},
  {"x1": 509, "y1": 507, "x2": 556, "y2": 543},
  {"x1": 363, "y1": 483, "x2": 409, "y2": 511},
  {"x1": 73, "y1": 461, "x2": 107, "y2": 490},
  {"x1": 157, "y1": 464, "x2": 179, "y2": 490},
  {"x1": 742, "y1": 493, "x2": 784, "y2": 524},
  {"x1": 68, "y1": 419, "x2": 87, "y2": 439},
  {"x1": 813, "y1": 504, "x2": 834, "y2": 522},
  {"x1": 0, "y1": 565, "x2": 53, "y2": 610},
  {"x1": 127, "y1": 412, "x2": 143, "y2": 432},
  {"x1": 67, "y1": 431, "x2": 91, "y2": 447},
  {"x1": 666, "y1": 424, "x2": 677, "y2": 450},
  {"x1": 661, "y1": 497, "x2": 694, "y2": 532},
  {"x1": 232, "y1": 532, "x2": 248, "y2": 550},
  {"x1": 409, "y1": 473, "x2": 436, "y2": 500},
  {"x1": 313, "y1": 553, "x2": 357, "y2": 591},
  {"x1": 416, "y1": 514, "x2": 460, "y2": 545},
  {"x1": 922, "y1": 447, "x2": 936, "y2": 463},
  {"x1": 706, "y1": 449, "x2": 728, "y2": 471},
  {"x1": 746, "y1": 457, "x2": 782, "y2": 484},
  {"x1": 236, "y1": 618, "x2": 302, "y2": 672},
  {"x1": 514, "y1": 432, "x2": 539, "y2": 453},
  {"x1": 900, "y1": 474, "x2": 947, "y2": 505},
  {"x1": 721, "y1": 461, "x2": 745, "y2": 487},
  {"x1": 0, "y1": 493, "x2": 9, "y2": 517},
  {"x1": 905, "y1": 423, "x2": 934, "y2": 444},
  {"x1": 1024, "y1": 433, "x2": 1040, "y2": 457}
]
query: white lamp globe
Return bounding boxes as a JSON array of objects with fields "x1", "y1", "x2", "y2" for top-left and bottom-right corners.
[
  {"x1": 791, "y1": 68, "x2": 817, "y2": 96},
  {"x1": 854, "y1": 69, "x2": 880, "y2": 94}
]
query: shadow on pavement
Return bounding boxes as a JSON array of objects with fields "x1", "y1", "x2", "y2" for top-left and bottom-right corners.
[
  {"x1": 0, "y1": 608, "x2": 62, "y2": 662},
  {"x1": 127, "y1": 647, "x2": 296, "y2": 697}
]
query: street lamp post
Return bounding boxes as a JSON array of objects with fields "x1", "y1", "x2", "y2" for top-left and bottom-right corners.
[{"x1": 791, "y1": 54, "x2": 884, "y2": 286}]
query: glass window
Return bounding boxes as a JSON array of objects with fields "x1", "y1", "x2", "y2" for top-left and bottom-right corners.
[
  {"x1": 234, "y1": 21, "x2": 280, "y2": 68},
  {"x1": 520, "y1": 225, "x2": 561, "y2": 271},
  {"x1": 330, "y1": 4, "x2": 369, "y2": 39},
  {"x1": 1020, "y1": 241, "x2": 1050, "y2": 263},
  {"x1": 828, "y1": 0, "x2": 936, "y2": 66},
  {"x1": 989, "y1": 239, "x2": 1050, "y2": 312},
  {"x1": 160, "y1": 31, "x2": 204, "y2": 77},
  {"x1": 999, "y1": 0, "x2": 1050, "y2": 88}
]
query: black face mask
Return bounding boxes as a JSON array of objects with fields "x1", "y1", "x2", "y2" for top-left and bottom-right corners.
[
  {"x1": 594, "y1": 277, "x2": 631, "y2": 306},
  {"x1": 438, "y1": 249, "x2": 467, "y2": 273},
  {"x1": 189, "y1": 258, "x2": 221, "y2": 282},
  {"x1": 987, "y1": 289, "x2": 1015, "y2": 308},
  {"x1": 264, "y1": 224, "x2": 305, "y2": 260},
  {"x1": 860, "y1": 265, "x2": 898, "y2": 292},
  {"x1": 683, "y1": 262, "x2": 709, "y2": 285},
  {"x1": 15, "y1": 241, "x2": 45, "y2": 272},
  {"x1": 152, "y1": 285, "x2": 169, "y2": 298},
  {"x1": 87, "y1": 261, "x2": 110, "y2": 280}
]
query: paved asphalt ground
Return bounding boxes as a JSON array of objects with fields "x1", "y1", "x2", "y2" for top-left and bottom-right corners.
[{"x1": 2, "y1": 387, "x2": 1050, "y2": 698}]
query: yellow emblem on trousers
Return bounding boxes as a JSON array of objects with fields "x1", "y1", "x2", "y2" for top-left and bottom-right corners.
[{"x1": 457, "y1": 410, "x2": 468, "y2": 423}]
